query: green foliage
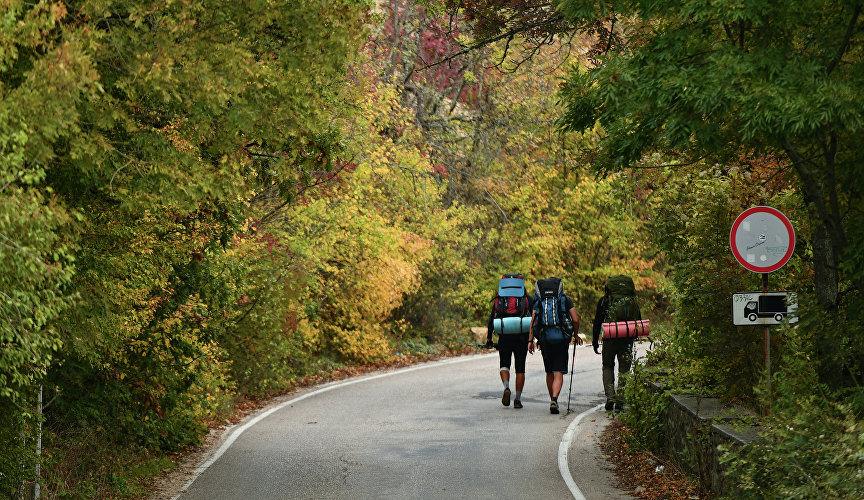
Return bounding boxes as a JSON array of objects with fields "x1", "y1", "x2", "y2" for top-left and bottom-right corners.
[
  {"x1": 41, "y1": 427, "x2": 175, "y2": 500},
  {"x1": 719, "y1": 310, "x2": 864, "y2": 499},
  {"x1": 620, "y1": 346, "x2": 671, "y2": 451},
  {"x1": 553, "y1": 1, "x2": 864, "y2": 490},
  {"x1": 1, "y1": 0, "x2": 371, "y2": 495},
  {"x1": 0, "y1": 185, "x2": 74, "y2": 399},
  {"x1": 213, "y1": 237, "x2": 317, "y2": 396},
  {"x1": 644, "y1": 165, "x2": 808, "y2": 399},
  {"x1": 558, "y1": 0, "x2": 864, "y2": 312}
]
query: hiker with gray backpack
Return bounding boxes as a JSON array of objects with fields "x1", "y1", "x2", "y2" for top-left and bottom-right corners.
[
  {"x1": 530, "y1": 277, "x2": 583, "y2": 414},
  {"x1": 592, "y1": 275, "x2": 642, "y2": 412}
]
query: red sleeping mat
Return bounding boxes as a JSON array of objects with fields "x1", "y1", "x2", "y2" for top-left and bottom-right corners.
[{"x1": 601, "y1": 319, "x2": 650, "y2": 339}]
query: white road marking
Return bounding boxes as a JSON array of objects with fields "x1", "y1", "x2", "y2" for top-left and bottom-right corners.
[
  {"x1": 172, "y1": 353, "x2": 496, "y2": 499},
  {"x1": 559, "y1": 403, "x2": 605, "y2": 500}
]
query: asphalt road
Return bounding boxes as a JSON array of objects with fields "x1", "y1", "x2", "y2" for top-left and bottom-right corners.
[{"x1": 176, "y1": 344, "x2": 613, "y2": 500}]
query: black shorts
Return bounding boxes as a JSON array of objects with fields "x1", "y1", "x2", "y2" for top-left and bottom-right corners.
[
  {"x1": 498, "y1": 333, "x2": 529, "y2": 373},
  {"x1": 540, "y1": 342, "x2": 569, "y2": 373}
]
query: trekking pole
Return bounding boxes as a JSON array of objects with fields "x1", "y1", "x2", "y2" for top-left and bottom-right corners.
[{"x1": 566, "y1": 336, "x2": 577, "y2": 414}]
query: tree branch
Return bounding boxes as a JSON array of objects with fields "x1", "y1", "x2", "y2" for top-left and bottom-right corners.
[
  {"x1": 782, "y1": 139, "x2": 846, "y2": 270},
  {"x1": 603, "y1": 16, "x2": 616, "y2": 56},
  {"x1": 825, "y1": 2, "x2": 862, "y2": 75},
  {"x1": 629, "y1": 155, "x2": 707, "y2": 170},
  {"x1": 416, "y1": 14, "x2": 564, "y2": 72},
  {"x1": 255, "y1": 160, "x2": 352, "y2": 227}
]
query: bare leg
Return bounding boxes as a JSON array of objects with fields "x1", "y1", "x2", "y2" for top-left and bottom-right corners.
[{"x1": 551, "y1": 372, "x2": 563, "y2": 398}]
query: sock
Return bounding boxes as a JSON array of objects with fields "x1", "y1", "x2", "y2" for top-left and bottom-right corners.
[
  {"x1": 515, "y1": 391, "x2": 522, "y2": 401},
  {"x1": 551, "y1": 396, "x2": 558, "y2": 402},
  {"x1": 502, "y1": 380, "x2": 510, "y2": 390}
]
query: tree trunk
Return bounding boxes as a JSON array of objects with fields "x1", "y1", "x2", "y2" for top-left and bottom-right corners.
[
  {"x1": 809, "y1": 213, "x2": 839, "y2": 310},
  {"x1": 784, "y1": 140, "x2": 841, "y2": 310}
]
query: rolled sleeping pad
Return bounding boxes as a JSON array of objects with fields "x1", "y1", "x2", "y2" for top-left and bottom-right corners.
[
  {"x1": 601, "y1": 319, "x2": 650, "y2": 339},
  {"x1": 493, "y1": 316, "x2": 532, "y2": 335}
]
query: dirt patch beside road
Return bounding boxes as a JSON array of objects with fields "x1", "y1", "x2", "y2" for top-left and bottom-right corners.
[{"x1": 600, "y1": 418, "x2": 713, "y2": 500}]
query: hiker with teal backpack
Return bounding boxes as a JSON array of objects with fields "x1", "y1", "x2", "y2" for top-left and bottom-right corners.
[
  {"x1": 592, "y1": 275, "x2": 642, "y2": 412},
  {"x1": 485, "y1": 274, "x2": 533, "y2": 409},
  {"x1": 530, "y1": 277, "x2": 583, "y2": 414}
]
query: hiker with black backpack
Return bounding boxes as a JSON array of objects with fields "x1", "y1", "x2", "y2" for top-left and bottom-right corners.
[
  {"x1": 530, "y1": 277, "x2": 583, "y2": 415},
  {"x1": 592, "y1": 275, "x2": 642, "y2": 412},
  {"x1": 485, "y1": 274, "x2": 533, "y2": 409}
]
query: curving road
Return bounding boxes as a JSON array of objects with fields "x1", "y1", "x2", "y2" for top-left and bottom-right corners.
[{"x1": 174, "y1": 345, "x2": 613, "y2": 499}]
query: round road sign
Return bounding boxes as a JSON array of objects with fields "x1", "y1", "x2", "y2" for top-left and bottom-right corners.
[{"x1": 730, "y1": 206, "x2": 795, "y2": 273}]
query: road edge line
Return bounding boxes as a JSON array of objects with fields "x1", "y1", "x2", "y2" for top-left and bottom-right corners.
[
  {"x1": 558, "y1": 403, "x2": 605, "y2": 500},
  {"x1": 171, "y1": 353, "x2": 495, "y2": 499}
]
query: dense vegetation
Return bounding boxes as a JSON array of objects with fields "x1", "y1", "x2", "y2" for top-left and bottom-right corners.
[
  {"x1": 552, "y1": 0, "x2": 864, "y2": 497},
  {"x1": 1, "y1": 0, "x2": 861, "y2": 498}
]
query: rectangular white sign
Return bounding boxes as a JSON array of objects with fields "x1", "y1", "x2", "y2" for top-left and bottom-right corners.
[{"x1": 732, "y1": 291, "x2": 798, "y2": 326}]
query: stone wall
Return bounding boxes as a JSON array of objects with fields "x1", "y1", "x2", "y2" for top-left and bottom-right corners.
[{"x1": 648, "y1": 383, "x2": 761, "y2": 495}]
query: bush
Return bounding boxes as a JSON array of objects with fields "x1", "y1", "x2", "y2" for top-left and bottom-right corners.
[
  {"x1": 719, "y1": 312, "x2": 864, "y2": 498},
  {"x1": 621, "y1": 339, "x2": 671, "y2": 451}
]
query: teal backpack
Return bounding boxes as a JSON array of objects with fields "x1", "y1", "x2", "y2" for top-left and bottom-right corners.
[{"x1": 491, "y1": 274, "x2": 532, "y2": 335}]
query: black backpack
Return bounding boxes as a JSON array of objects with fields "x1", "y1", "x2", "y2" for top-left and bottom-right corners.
[{"x1": 533, "y1": 277, "x2": 573, "y2": 345}]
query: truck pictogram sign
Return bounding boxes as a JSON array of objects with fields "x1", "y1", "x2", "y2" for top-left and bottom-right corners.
[{"x1": 732, "y1": 291, "x2": 798, "y2": 326}]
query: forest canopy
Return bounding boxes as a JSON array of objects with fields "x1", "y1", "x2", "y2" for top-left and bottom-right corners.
[{"x1": 1, "y1": 0, "x2": 862, "y2": 497}]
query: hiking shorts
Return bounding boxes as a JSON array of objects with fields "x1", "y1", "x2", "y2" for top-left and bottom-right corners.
[
  {"x1": 498, "y1": 333, "x2": 529, "y2": 373},
  {"x1": 540, "y1": 342, "x2": 569, "y2": 373}
]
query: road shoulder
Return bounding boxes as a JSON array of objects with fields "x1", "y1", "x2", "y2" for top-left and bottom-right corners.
[{"x1": 567, "y1": 407, "x2": 634, "y2": 500}]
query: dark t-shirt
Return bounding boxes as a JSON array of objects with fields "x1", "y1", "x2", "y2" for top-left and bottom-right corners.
[
  {"x1": 592, "y1": 296, "x2": 609, "y2": 346},
  {"x1": 561, "y1": 294, "x2": 575, "y2": 312}
]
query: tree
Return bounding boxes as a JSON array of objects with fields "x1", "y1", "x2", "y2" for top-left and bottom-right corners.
[
  {"x1": 0, "y1": 0, "x2": 371, "y2": 494},
  {"x1": 556, "y1": 0, "x2": 864, "y2": 311}
]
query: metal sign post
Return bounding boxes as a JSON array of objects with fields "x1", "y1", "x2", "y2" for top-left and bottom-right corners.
[
  {"x1": 762, "y1": 273, "x2": 770, "y2": 411},
  {"x1": 730, "y1": 206, "x2": 796, "y2": 415}
]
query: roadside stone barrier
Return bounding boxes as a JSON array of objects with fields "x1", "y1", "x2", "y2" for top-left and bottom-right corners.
[{"x1": 647, "y1": 381, "x2": 761, "y2": 495}]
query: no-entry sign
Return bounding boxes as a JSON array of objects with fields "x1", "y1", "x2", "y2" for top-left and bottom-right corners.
[{"x1": 730, "y1": 206, "x2": 795, "y2": 273}]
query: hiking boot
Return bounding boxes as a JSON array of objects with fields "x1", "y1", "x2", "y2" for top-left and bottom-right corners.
[
  {"x1": 514, "y1": 399, "x2": 523, "y2": 409},
  {"x1": 550, "y1": 401, "x2": 559, "y2": 414},
  {"x1": 502, "y1": 388, "x2": 511, "y2": 407},
  {"x1": 605, "y1": 400, "x2": 614, "y2": 411}
]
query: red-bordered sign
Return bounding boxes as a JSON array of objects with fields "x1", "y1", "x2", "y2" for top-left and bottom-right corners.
[{"x1": 730, "y1": 206, "x2": 795, "y2": 273}]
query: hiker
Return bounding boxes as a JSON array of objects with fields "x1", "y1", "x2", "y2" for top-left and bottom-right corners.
[
  {"x1": 592, "y1": 275, "x2": 641, "y2": 412},
  {"x1": 486, "y1": 274, "x2": 533, "y2": 409},
  {"x1": 530, "y1": 277, "x2": 582, "y2": 414}
]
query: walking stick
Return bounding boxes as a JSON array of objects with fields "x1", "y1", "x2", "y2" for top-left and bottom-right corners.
[{"x1": 566, "y1": 336, "x2": 577, "y2": 414}]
